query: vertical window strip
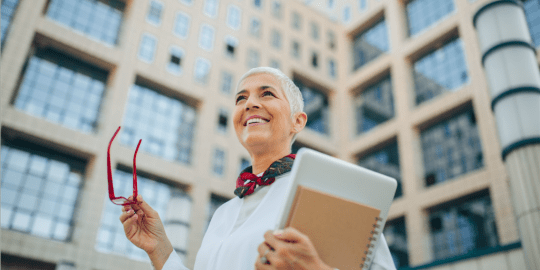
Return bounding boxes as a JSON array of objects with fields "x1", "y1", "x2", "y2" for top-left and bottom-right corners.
[
  {"x1": 204, "y1": 0, "x2": 219, "y2": 18},
  {"x1": 0, "y1": 0, "x2": 21, "y2": 49},
  {"x1": 227, "y1": 5, "x2": 242, "y2": 30},
  {"x1": 407, "y1": 0, "x2": 455, "y2": 37},
  {"x1": 138, "y1": 33, "x2": 157, "y2": 63},
  {"x1": 352, "y1": 19, "x2": 389, "y2": 70},
  {"x1": 146, "y1": 0, "x2": 163, "y2": 25},
  {"x1": 354, "y1": 76, "x2": 395, "y2": 134},
  {"x1": 199, "y1": 24, "x2": 215, "y2": 51},
  {"x1": 357, "y1": 141, "x2": 402, "y2": 199},
  {"x1": 213, "y1": 148, "x2": 226, "y2": 176},
  {"x1": 194, "y1": 57, "x2": 212, "y2": 83},
  {"x1": 524, "y1": 0, "x2": 540, "y2": 47},
  {"x1": 167, "y1": 46, "x2": 184, "y2": 75},
  {"x1": 173, "y1": 12, "x2": 190, "y2": 39}
]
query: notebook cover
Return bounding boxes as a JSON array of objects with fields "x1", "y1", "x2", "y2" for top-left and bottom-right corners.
[{"x1": 285, "y1": 185, "x2": 381, "y2": 269}]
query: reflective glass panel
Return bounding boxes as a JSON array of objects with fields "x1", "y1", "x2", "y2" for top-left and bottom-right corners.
[
  {"x1": 355, "y1": 76, "x2": 394, "y2": 134},
  {"x1": 352, "y1": 19, "x2": 389, "y2": 70},
  {"x1": 294, "y1": 79, "x2": 329, "y2": 135},
  {"x1": 524, "y1": 0, "x2": 540, "y2": 47},
  {"x1": 357, "y1": 141, "x2": 402, "y2": 199},
  {"x1": 383, "y1": 217, "x2": 409, "y2": 268},
  {"x1": 407, "y1": 0, "x2": 454, "y2": 36},
  {"x1": 0, "y1": 0, "x2": 20, "y2": 49}
]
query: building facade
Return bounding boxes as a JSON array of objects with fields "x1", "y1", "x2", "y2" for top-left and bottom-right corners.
[{"x1": 1, "y1": 0, "x2": 538, "y2": 269}]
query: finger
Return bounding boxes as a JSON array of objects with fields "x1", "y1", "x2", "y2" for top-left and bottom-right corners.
[
  {"x1": 122, "y1": 211, "x2": 139, "y2": 236},
  {"x1": 254, "y1": 255, "x2": 273, "y2": 270},
  {"x1": 263, "y1": 230, "x2": 284, "y2": 250},
  {"x1": 273, "y1": 227, "x2": 306, "y2": 243},
  {"x1": 131, "y1": 195, "x2": 158, "y2": 218},
  {"x1": 119, "y1": 209, "x2": 136, "y2": 223}
]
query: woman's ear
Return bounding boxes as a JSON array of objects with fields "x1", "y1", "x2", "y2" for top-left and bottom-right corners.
[{"x1": 292, "y1": 112, "x2": 307, "y2": 133}]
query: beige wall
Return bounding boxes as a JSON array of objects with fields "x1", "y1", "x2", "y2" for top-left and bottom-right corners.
[{"x1": 0, "y1": 0, "x2": 531, "y2": 269}]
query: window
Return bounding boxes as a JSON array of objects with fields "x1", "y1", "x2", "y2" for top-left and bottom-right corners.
[
  {"x1": 1, "y1": 0, "x2": 20, "y2": 50},
  {"x1": 146, "y1": 0, "x2": 163, "y2": 25},
  {"x1": 180, "y1": 0, "x2": 193, "y2": 5},
  {"x1": 311, "y1": 51, "x2": 319, "y2": 68},
  {"x1": 271, "y1": 29, "x2": 282, "y2": 49},
  {"x1": 524, "y1": 0, "x2": 540, "y2": 47},
  {"x1": 46, "y1": 0, "x2": 125, "y2": 45},
  {"x1": 217, "y1": 109, "x2": 228, "y2": 133},
  {"x1": 328, "y1": 59, "x2": 337, "y2": 79},
  {"x1": 173, "y1": 12, "x2": 190, "y2": 39},
  {"x1": 206, "y1": 194, "x2": 229, "y2": 230},
  {"x1": 247, "y1": 49, "x2": 260, "y2": 69},
  {"x1": 294, "y1": 78, "x2": 330, "y2": 134},
  {"x1": 194, "y1": 57, "x2": 212, "y2": 83},
  {"x1": 413, "y1": 38, "x2": 468, "y2": 105},
  {"x1": 249, "y1": 17, "x2": 261, "y2": 37},
  {"x1": 328, "y1": 0, "x2": 335, "y2": 9},
  {"x1": 270, "y1": 59, "x2": 281, "y2": 70},
  {"x1": 138, "y1": 33, "x2": 157, "y2": 63},
  {"x1": 352, "y1": 18, "x2": 389, "y2": 70},
  {"x1": 421, "y1": 108, "x2": 483, "y2": 186},
  {"x1": 292, "y1": 12, "x2": 302, "y2": 30},
  {"x1": 2, "y1": 254, "x2": 56, "y2": 270},
  {"x1": 357, "y1": 141, "x2": 402, "y2": 199},
  {"x1": 225, "y1": 36, "x2": 238, "y2": 58},
  {"x1": 359, "y1": 0, "x2": 367, "y2": 11},
  {"x1": 199, "y1": 24, "x2": 215, "y2": 51},
  {"x1": 291, "y1": 41, "x2": 301, "y2": 59},
  {"x1": 343, "y1": 6, "x2": 351, "y2": 23},
  {"x1": 1, "y1": 141, "x2": 85, "y2": 241},
  {"x1": 310, "y1": 22, "x2": 320, "y2": 41},
  {"x1": 204, "y1": 0, "x2": 219, "y2": 18},
  {"x1": 167, "y1": 46, "x2": 184, "y2": 75},
  {"x1": 13, "y1": 48, "x2": 106, "y2": 133},
  {"x1": 221, "y1": 71, "x2": 234, "y2": 94},
  {"x1": 272, "y1": 1, "x2": 282, "y2": 18},
  {"x1": 354, "y1": 76, "x2": 394, "y2": 134},
  {"x1": 327, "y1": 30, "x2": 336, "y2": 50},
  {"x1": 407, "y1": 0, "x2": 455, "y2": 36},
  {"x1": 429, "y1": 191, "x2": 499, "y2": 260},
  {"x1": 96, "y1": 169, "x2": 191, "y2": 262},
  {"x1": 213, "y1": 148, "x2": 226, "y2": 176},
  {"x1": 239, "y1": 157, "x2": 251, "y2": 173},
  {"x1": 383, "y1": 218, "x2": 409, "y2": 268},
  {"x1": 121, "y1": 83, "x2": 197, "y2": 163},
  {"x1": 254, "y1": 0, "x2": 262, "y2": 9},
  {"x1": 227, "y1": 5, "x2": 242, "y2": 30}
]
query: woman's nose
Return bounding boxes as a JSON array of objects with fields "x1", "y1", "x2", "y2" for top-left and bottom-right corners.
[{"x1": 244, "y1": 95, "x2": 260, "y2": 110}]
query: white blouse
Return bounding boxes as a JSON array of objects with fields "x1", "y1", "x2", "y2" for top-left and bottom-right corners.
[{"x1": 161, "y1": 173, "x2": 396, "y2": 270}]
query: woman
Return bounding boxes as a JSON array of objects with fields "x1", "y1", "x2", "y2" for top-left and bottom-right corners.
[{"x1": 119, "y1": 67, "x2": 396, "y2": 270}]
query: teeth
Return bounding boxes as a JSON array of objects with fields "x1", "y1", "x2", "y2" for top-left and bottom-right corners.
[{"x1": 247, "y1": 118, "x2": 267, "y2": 125}]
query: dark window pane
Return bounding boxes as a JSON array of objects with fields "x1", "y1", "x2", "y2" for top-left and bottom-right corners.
[
  {"x1": 206, "y1": 194, "x2": 229, "y2": 231},
  {"x1": 407, "y1": 0, "x2": 455, "y2": 36},
  {"x1": 352, "y1": 19, "x2": 389, "y2": 70},
  {"x1": 421, "y1": 109, "x2": 483, "y2": 186},
  {"x1": 293, "y1": 78, "x2": 330, "y2": 135},
  {"x1": 524, "y1": 0, "x2": 540, "y2": 47},
  {"x1": 358, "y1": 141, "x2": 402, "y2": 199},
  {"x1": 413, "y1": 38, "x2": 468, "y2": 105},
  {"x1": 383, "y1": 217, "x2": 409, "y2": 268},
  {"x1": 355, "y1": 76, "x2": 394, "y2": 134},
  {"x1": 0, "y1": 0, "x2": 20, "y2": 49}
]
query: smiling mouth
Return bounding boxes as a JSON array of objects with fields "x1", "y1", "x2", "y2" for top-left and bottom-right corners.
[{"x1": 244, "y1": 118, "x2": 269, "y2": 126}]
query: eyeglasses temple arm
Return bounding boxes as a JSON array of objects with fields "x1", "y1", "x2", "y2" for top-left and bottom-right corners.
[
  {"x1": 133, "y1": 139, "x2": 142, "y2": 203},
  {"x1": 108, "y1": 127, "x2": 121, "y2": 201}
]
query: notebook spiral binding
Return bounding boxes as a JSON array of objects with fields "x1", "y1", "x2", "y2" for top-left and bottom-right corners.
[{"x1": 360, "y1": 216, "x2": 384, "y2": 270}]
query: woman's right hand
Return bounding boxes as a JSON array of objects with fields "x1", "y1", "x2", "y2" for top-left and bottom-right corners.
[{"x1": 120, "y1": 195, "x2": 173, "y2": 269}]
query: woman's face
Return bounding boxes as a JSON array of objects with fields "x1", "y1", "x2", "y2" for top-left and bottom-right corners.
[{"x1": 233, "y1": 73, "x2": 294, "y2": 152}]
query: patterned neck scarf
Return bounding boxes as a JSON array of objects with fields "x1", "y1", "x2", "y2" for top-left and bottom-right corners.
[{"x1": 234, "y1": 154, "x2": 296, "y2": 198}]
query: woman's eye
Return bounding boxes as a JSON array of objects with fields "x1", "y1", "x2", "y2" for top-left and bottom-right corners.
[
  {"x1": 236, "y1": 96, "x2": 246, "y2": 103},
  {"x1": 263, "y1": 91, "x2": 275, "y2": 97}
]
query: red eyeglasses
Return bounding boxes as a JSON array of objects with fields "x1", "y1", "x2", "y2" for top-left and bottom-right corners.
[{"x1": 107, "y1": 126, "x2": 142, "y2": 206}]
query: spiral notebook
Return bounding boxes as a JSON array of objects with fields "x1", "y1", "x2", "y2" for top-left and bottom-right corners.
[{"x1": 275, "y1": 148, "x2": 397, "y2": 270}]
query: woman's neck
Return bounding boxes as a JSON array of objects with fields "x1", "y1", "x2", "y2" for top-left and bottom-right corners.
[{"x1": 250, "y1": 147, "x2": 291, "y2": 175}]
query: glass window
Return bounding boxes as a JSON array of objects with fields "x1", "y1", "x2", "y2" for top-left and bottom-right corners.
[
  {"x1": 413, "y1": 38, "x2": 468, "y2": 105},
  {"x1": 121, "y1": 83, "x2": 197, "y2": 164},
  {"x1": 147, "y1": 0, "x2": 163, "y2": 25},
  {"x1": 173, "y1": 12, "x2": 190, "y2": 39},
  {"x1": 359, "y1": 0, "x2": 367, "y2": 11},
  {"x1": 270, "y1": 59, "x2": 281, "y2": 70},
  {"x1": 292, "y1": 12, "x2": 302, "y2": 30},
  {"x1": 247, "y1": 49, "x2": 260, "y2": 69},
  {"x1": 217, "y1": 109, "x2": 228, "y2": 133},
  {"x1": 272, "y1": 1, "x2": 282, "y2": 18},
  {"x1": 524, "y1": 0, "x2": 540, "y2": 47},
  {"x1": 167, "y1": 46, "x2": 184, "y2": 75},
  {"x1": 294, "y1": 78, "x2": 330, "y2": 135},
  {"x1": 328, "y1": 59, "x2": 337, "y2": 79},
  {"x1": 1, "y1": 0, "x2": 20, "y2": 50},
  {"x1": 354, "y1": 76, "x2": 394, "y2": 134},
  {"x1": 96, "y1": 169, "x2": 191, "y2": 262},
  {"x1": 311, "y1": 51, "x2": 319, "y2": 68},
  {"x1": 194, "y1": 57, "x2": 212, "y2": 84},
  {"x1": 310, "y1": 22, "x2": 320, "y2": 41},
  {"x1": 206, "y1": 194, "x2": 229, "y2": 231},
  {"x1": 138, "y1": 33, "x2": 157, "y2": 63},
  {"x1": 421, "y1": 108, "x2": 483, "y2": 186},
  {"x1": 204, "y1": 0, "x2": 219, "y2": 18},
  {"x1": 291, "y1": 41, "x2": 301, "y2": 59},
  {"x1": 407, "y1": 0, "x2": 455, "y2": 36},
  {"x1": 383, "y1": 217, "x2": 409, "y2": 268},
  {"x1": 352, "y1": 18, "x2": 389, "y2": 70},
  {"x1": 271, "y1": 29, "x2": 282, "y2": 49},
  {"x1": 2, "y1": 254, "x2": 56, "y2": 270},
  {"x1": 1, "y1": 143, "x2": 84, "y2": 241},
  {"x1": 357, "y1": 141, "x2": 402, "y2": 199},
  {"x1": 327, "y1": 30, "x2": 336, "y2": 50},
  {"x1": 429, "y1": 191, "x2": 499, "y2": 260},
  {"x1": 328, "y1": 0, "x2": 335, "y2": 9},
  {"x1": 180, "y1": 0, "x2": 193, "y2": 5},
  {"x1": 199, "y1": 24, "x2": 215, "y2": 51},
  {"x1": 225, "y1": 36, "x2": 238, "y2": 58},
  {"x1": 227, "y1": 5, "x2": 242, "y2": 30},
  {"x1": 213, "y1": 148, "x2": 226, "y2": 176},
  {"x1": 13, "y1": 48, "x2": 106, "y2": 133},
  {"x1": 343, "y1": 6, "x2": 351, "y2": 23},
  {"x1": 221, "y1": 71, "x2": 234, "y2": 94},
  {"x1": 239, "y1": 157, "x2": 251, "y2": 173},
  {"x1": 249, "y1": 17, "x2": 261, "y2": 37},
  {"x1": 46, "y1": 0, "x2": 125, "y2": 45},
  {"x1": 254, "y1": 0, "x2": 262, "y2": 9}
]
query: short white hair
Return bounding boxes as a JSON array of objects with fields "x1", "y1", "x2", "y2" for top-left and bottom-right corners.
[{"x1": 236, "y1": 67, "x2": 305, "y2": 146}]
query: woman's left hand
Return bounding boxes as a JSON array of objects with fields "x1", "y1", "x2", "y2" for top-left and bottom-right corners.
[{"x1": 255, "y1": 228, "x2": 333, "y2": 270}]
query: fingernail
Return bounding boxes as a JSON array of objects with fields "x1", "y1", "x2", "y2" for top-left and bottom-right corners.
[{"x1": 273, "y1": 230, "x2": 283, "y2": 236}]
